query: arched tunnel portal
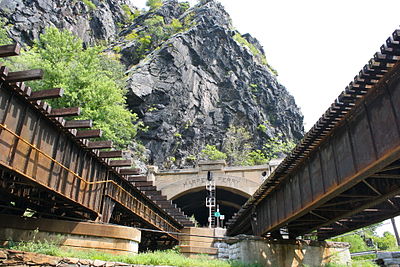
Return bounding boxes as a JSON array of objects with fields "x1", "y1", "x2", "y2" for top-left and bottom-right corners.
[{"x1": 171, "y1": 186, "x2": 250, "y2": 226}]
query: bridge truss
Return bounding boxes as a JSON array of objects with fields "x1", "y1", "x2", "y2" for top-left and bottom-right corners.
[
  {"x1": 0, "y1": 44, "x2": 193, "y2": 248},
  {"x1": 227, "y1": 29, "x2": 400, "y2": 240}
]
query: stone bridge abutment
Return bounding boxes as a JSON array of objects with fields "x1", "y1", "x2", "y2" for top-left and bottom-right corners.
[{"x1": 148, "y1": 160, "x2": 280, "y2": 225}]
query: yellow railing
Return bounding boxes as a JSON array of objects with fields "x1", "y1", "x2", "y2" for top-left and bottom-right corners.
[{"x1": 0, "y1": 123, "x2": 180, "y2": 237}]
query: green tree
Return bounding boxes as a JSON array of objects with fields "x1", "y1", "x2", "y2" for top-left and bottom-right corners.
[
  {"x1": 11, "y1": 27, "x2": 142, "y2": 148},
  {"x1": 200, "y1": 145, "x2": 227, "y2": 161},
  {"x1": 263, "y1": 136, "x2": 295, "y2": 161},
  {"x1": 0, "y1": 19, "x2": 11, "y2": 46},
  {"x1": 223, "y1": 125, "x2": 252, "y2": 165},
  {"x1": 372, "y1": 231, "x2": 397, "y2": 250},
  {"x1": 146, "y1": 0, "x2": 163, "y2": 10}
]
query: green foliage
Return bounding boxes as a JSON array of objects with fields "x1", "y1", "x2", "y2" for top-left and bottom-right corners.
[
  {"x1": 245, "y1": 150, "x2": 268, "y2": 165},
  {"x1": 233, "y1": 32, "x2": 277, "y2": 75},
  {"x1": 82, "y1": 0, "x2": 96, "y2": 10},
  {"x1": 372, "y1": 231, "x2": 397, "y2": 250},
  {"x1": 168, "y1": 18, "x2": 183, "y2": 33},
  {"x1": 263, "y1": 136, "x2": 295, "y2": 161},
  {"x1": 180, "y1": 2, "x2": 190, "y2": 11},
  {"x1": 146, "y1": 0, "x2": 163, "y2": 10},
  {"x1": 6, "y1": 239, "x2": 262, "y2": 267},
  {"x1": 223, "y1": 125, "x2": 252, "y2": 165},
  {"x1": 201, "y1": 145, "x2": 227, "y2": 161},
  {"x1": 125, "y1": 12, "x2": 195, "y2": 63},
  {"x1": 121, "y1": 4, "x2": 141, "y2": 24},
  {"x1": 10, "y1": 28, "x2": 141, "y2": 148},
  {"x1": 186, "y1": 154, "x2": 197, "y2": 161},
  {"x1": 324, "y1": 262, "x2": 378, "y2": 267},
  {"x1": 0, "y1": 19, "x2": 11, "y2": 46},
  {"x1": 217, "y1": 126, "x2": 294, "y2": 166},
  {"x1": 174, "y1": 132, "x2": 182, "y2": 138},
  {"x1": 333, "y1": 234, "x2": 369, "y2": 253},
  {"x1": 257, "y1": 124, "x2": 267, "y2": 133}
]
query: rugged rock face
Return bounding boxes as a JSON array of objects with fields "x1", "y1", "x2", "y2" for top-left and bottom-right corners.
[
  {"x1": 123, "y1": 0, "x2": 304, "y2": 167},
  {"x1": 0, "y1": 0, "x2": 304, "y2": 168},
  {"x1": 0, "y1": 0, "x2": 133, "y2": 46}
]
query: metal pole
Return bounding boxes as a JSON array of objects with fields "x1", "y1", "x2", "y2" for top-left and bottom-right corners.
[{"x1": 391, "y1": 217, "x2": 400, "y2": 246}]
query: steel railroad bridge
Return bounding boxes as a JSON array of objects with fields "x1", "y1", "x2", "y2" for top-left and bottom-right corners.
[
  {"x1": 0, "y1": 44, "x2": 193, "y2": 249},
  {"x1": 227, "y1": 28, "x2": 400, "y2": 240}
]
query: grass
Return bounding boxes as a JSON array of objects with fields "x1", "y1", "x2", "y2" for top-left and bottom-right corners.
[
  {"x1": 4, "y1": 239, "x2": 262, "y2": 267},
  {"x1": 324, "y1": 260, "x2": 379, "y2": 267}
]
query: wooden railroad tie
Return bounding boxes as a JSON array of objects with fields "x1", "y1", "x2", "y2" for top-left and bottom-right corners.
[
  {"x1": 64, "y1": 120, "x2": 93, "y2": 129},
  {"x1": 109, "y1": 160, "x2": 132, "y2": 167},
  {"x1": 6, "y1": 69, "x2": 44, "y2": 82},
  {"x1": 87, "y1": 140, "x2": 113, "y2": 149},
  {"x1": 76, "y1": 129, "x2": 102, "y2": 139},
  {"x1": 119, "y1": 168, "x2": 141, "y2": 175},
  {"x1": 28, "y1": 88, "x2": 64, "y2": 101},
  {"x1": 48, "y1": 107, "x2": 81, "y2": 117},
  {"x1": 98, "y1": 150, "x2": 123, "y2": 158},
  {"x1": 0, "y1": 43, "x2": 21, "y2": 57}
]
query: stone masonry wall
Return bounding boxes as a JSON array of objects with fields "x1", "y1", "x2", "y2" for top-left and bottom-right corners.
[{"x1": 214, "y1": 237, "x2": 351, "y2": 267}]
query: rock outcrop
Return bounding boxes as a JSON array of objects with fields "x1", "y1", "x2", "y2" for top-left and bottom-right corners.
[
  {"x1": 0, "y1": 0, "x2": 134, "y2": 46},
  {"x1": 0, "y1": 0, "x2": 304, "y2": 168},
  {"x1": 122, "y1": 0, "x2": 304, "y2": 167}
]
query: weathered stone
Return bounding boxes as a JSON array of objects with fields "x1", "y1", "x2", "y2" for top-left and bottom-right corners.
[
  {"x1": 78, "y1": 259, "x2": 92, "y2": 265},
  {"x1": 0, "y1": 250, "x2": 7, "y2": 259},
  {"x1": 62, "y1": 257, "x2": 80, "y2": 264},
  {"x1": 0, "y1": 0, "x2": 132, "y2": 46},
  {"x1": 93, "y1": 259, "x2": 107, "y2": 266},
  {"x1": 123, "y1": 0, "x2": 304, "y2": 168}
]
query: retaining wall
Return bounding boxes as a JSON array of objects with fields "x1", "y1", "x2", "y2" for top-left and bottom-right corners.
[{"x1": 214, "y1": 236, "x2": 351, "y2": 267}]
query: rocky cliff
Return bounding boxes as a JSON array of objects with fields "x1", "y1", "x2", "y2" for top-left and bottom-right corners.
[
  {"x1": 120, "y1": 0, "x2": 304, "y2": 167},
  {"x1": 0, "y1": 0, "x2": 133, "y2": 45},
  {"x1": 0, "y1": 0, "x2": 304, "y2": 168}
]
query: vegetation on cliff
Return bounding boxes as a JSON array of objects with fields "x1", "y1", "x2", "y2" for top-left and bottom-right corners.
[{"x1": 5, "y1": 27, "x2": 143, "y2": 148}]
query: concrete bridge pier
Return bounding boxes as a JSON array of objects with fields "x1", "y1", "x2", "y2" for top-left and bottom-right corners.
[{"x1": 0, "y1": 215, "x2": 141, "y2": 255}]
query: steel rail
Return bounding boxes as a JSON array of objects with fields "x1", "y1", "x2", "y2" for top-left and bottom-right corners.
[{"x1": 0, "y1": 123, "x2": 180, "y2": 238}]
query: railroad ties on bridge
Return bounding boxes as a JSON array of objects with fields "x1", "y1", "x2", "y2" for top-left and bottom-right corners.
[
  {"x1": 0, "y1": 43, "x2": 193, "y2": 246},
  {"x1": 227, "y1": 28, "x2": 400, "y2": 240}
]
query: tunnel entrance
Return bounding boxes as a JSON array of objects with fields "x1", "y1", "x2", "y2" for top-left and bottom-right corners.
[{"x1": 171, "y1": 187, "x2": 250, "y2": 226}]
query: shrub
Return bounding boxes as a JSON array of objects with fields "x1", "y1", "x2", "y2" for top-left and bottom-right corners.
[
  {"x1": 201, "y1": 145, "x2": 227, "y2": 161},
  {"x1": 121, "y1": 4, "x2": 141, "y2": 24},
  {"x1": 10, "y1": 27, "x2": 143, "y2": 148},
  {"x1": 233, "y1": 32, "x2": 277, "y2": 75},
  {"x1": 146, "y1": 0, "x2": 163, "y2": 10},
  {"x1": 180, "y1": 2, "x2": 190, "y2": 12}
]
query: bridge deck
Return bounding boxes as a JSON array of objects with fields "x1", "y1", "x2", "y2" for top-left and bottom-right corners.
[
  {"x1": 227, "y1": 29, "x2": 400, "y2": 239},
  {"x1": 0, "y1": 45, "x2": 193, "y2": 242}
]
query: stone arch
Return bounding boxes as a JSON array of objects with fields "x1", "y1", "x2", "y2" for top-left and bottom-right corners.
[{"x1": 171, "y1": 186, "x2": 251, "y2": 226}]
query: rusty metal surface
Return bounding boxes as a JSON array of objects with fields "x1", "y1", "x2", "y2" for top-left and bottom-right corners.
[
  {"x1": 0, "y1": 53, "x2": 189, "y2": 240},
  {"x1": 227, "y1": 29, "x2": 400, "y2": 239}
]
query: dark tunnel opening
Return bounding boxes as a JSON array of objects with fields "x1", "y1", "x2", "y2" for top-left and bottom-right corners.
[{"x1": 172, "y1": 187, "x2": 249, "y2": 226}]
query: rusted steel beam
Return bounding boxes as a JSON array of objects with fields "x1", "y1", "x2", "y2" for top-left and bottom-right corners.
[
  {"x1": 76, "y1": 129, "x2": 102, "y2": 139},
  {"x1": 109, "y1": 160, "x2": 131, "y2": 167},
  {"x1": 228, "y1": 28, "x2": 400, "y2": 238},
  {"x1": 28, "y1": 88, "x2": 63, "y2": 101},
  {"x1": 0, "y1": 43, "x2": 21, "y2": 57},
  {"x1": 64, "y1": 120, "x2": 92, "y2": 129},
  {"x1": 48, "y1": 107, "x2": 81, "y2": 117},
  {"x1": 5, "y1": 69, "x2": 44, "y2": 82},
  {"x1": 87, "y1": 140, "x2": 113, "y2": 149}
]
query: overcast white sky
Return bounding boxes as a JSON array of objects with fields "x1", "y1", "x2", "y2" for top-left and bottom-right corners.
[{"x1": 134, "y1": 0, "x2": 400, "y2": 235}]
